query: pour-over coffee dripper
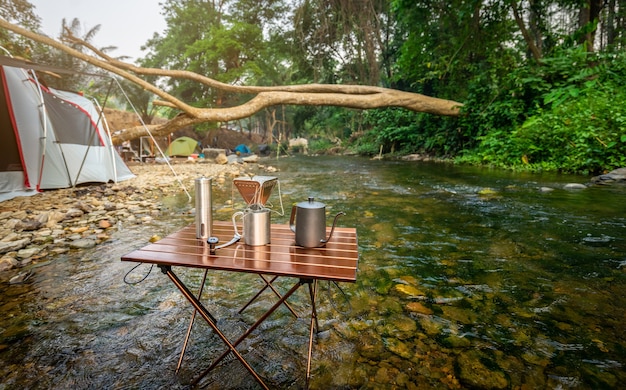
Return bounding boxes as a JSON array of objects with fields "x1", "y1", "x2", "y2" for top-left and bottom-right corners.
[
  {"x1": 230, "y1": 176, "x2": 279, "y2": 246},
  {"x1": 233, "y1": 176, "x2": 278, "y2": 208}
]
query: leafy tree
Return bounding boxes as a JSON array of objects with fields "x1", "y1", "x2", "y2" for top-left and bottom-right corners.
[
  {"x1": 141, "y1": 0, "x2": 286, "y2": 111},
  {"x1": 0, "y1": 0, "x2": 41, "y2": 57}
]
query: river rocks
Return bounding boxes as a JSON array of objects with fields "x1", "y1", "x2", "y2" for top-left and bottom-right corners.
[
  {"x1": 9, "y1": 270, "x2": 32, "y2": 284},
  {"x1": 457, "y1": 350, "x2": 509, "y2": 389},
  {"x1": 69, "y1": 239, "x2": 97, "y2": 249},
  {"x1": 406, "y1": 301, "x2": 434, "y2": 315},
  {"x1": 0, "y1": 237, "x2": 30, "y2": 253},
  {"x1": 0, "y1": 255, "x2": 19, "y2": 271},
  {"x1": 564, "y1": 183, "x2": 587, "y2": 190},
  {"x1": 0, "y1": 162, "x2": 246, "y2": 276},
  {"x1": 591, "y1": 167, "x2": 626, "y2": 184},
  {"x1": 17, "y1": 247, "x2": 41, "y2": 259}
]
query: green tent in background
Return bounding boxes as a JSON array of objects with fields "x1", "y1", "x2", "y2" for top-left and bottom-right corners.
[{"x1": 166, "y1": 136, "x2": 200, "y2": 156}]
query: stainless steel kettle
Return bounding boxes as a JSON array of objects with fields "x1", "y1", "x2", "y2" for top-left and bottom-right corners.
[{"x1": 289, "y1": 197, "x2": 345, "y2": 248}]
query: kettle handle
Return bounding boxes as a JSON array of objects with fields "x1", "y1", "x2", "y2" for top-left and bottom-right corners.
[{"x1": 289, "y1": 205, "x2": 297, "y2": 233}]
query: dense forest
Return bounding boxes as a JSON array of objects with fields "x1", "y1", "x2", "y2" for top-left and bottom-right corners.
[{"x1": 2, "y1": 0, "x2": 625, "y2": 174}]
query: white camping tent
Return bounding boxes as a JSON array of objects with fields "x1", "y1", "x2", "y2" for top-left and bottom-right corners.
[{"x1": 0, "y1": 64, "x2": 134, "y2": 201}]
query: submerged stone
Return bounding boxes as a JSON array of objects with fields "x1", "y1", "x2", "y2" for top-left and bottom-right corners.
[
  {"x1": 393, "y1": 284, "x2": 426, "y2": 298},
  {"x1": 406, "y1": 301, "x2": 433, "y2": 315},
  {"x1": 457, "y1": 350, "x2": 509, "y2": 389}
]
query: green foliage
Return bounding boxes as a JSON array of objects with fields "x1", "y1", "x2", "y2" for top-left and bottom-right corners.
[
  {"x1": 357, "y1": 108, "x2": 462, "y2": 156},
  {"x1": 308, "y1": 138, "x2": 336, "y2": 154},
  {"x1": 0, "y1": 0, "x2": 41, "y2": 57},
  {"x1": 301, "y1": 107, "x2": 360, "y2": 141},
  {"x1": 459, "y1": 49, "x2": 626, "y2": 174}
]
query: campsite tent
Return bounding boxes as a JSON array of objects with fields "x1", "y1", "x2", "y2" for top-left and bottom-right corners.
[
  {"x1": 0, "y1": 63, "x2": 134, "y2": 201},
  {"x1": 166, "y1": 136, "x2": 200, "y2": 157}
]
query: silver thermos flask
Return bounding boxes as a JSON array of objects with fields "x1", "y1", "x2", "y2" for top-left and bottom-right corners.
[{"x1": 195, "y1": 177, "x2": 213, "y2": 239}]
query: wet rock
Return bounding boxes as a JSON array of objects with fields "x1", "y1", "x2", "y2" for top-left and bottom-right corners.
[
  {"x1": 378, "y1": 314, "x2": 417, "y2": 340},
  {"x1": 591, "y1": 167, "x2": 626, "y2": 184},
  {"x1": 10, "y1": 210, "x2": 27, "y2": 219},
  {"x1": 581, "y1": 234, "x2": 612, "y2": 246},
  {"x1": 457, "y1": 350, "x2": 509, "y2": 389},
  {"x1": 406, "y1": 301, "x2": 433, "y2": 315},
  {"x1": 417, "y1": 315, "x2": 444, "y2": 336},
  {"x1": 103, "y1": 201, "x2": 117, "y2": 211},
  {"x1": 46, "y1": 211, "x2": 67, "y2": 227},
  {"x1": 17, "y1": 247, "x2": 41, "y2": 259},
  {"x1": 440, "y1": 305, "x2": 478, "y2": 325},
  {"x1": 0, "y1": 255, "x2": 19, "y2": 271},
  {"x1": 393, "y1": 284, "x2": 426, "y2": 298},
  {"x1": 0, "y1": 238, "x2": 31, "y2": 254},
  {"x1": 98, "y1": 220, "x2": 112, "y2": 229},
  {"x1": 564, "y1": 183, "x2": 586, "y2": 190},
  {"x1": 65, "y1": 208, "x2": 84, "y2": 219},
  {"x1": 15, "y1": 219, "x2": 42, "y2": 231},
  {"x1": 73, "y1": 203, "x2": 93, "y2": 214},
  {"x1": 9, "y1": 270, "x2": 32, "y2": 284},
  {"x1": 442, "y1": 334, "x2": 471, "y2": 348},
  {"x1": 69, "y1": 238, "x2": 97, "y2": 249},
  {"x1": 3, "y1": 219, "x2": 20, "y2": 230},
  {"x1": 69, "y1": 226, "x2": 89, "y2": 234}
]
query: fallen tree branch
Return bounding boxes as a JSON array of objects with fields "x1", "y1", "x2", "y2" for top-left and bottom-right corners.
[{"x1": 1, "y1": 19, "x2": 463, "y2": 143}]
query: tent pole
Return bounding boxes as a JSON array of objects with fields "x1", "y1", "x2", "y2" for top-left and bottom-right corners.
[
  {"x1": 30, "y1": 70, "x2": 73, "y2": 189},
  {"x1": 99, "y1": 99, "x2": 119, "y2": 183},
  {"x1": 73, "y1": 80, "x2": 115, "y2": 186}
]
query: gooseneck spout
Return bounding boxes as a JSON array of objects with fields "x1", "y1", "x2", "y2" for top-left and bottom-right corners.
[{"x1": 321, "y1": 212, "x2": 346, "y2": 244}]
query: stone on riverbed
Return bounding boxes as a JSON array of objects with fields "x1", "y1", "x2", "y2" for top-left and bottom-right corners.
[
  {"x1": 17, "y1": 247, "x2": 41, "y2": 259},
  {"x1": 69, "y1": 238, "x2": 97, "y2": 249},
  {"x1": 0, "y1": 255, "x2": 19, "y2": 271},
  {"x1": 0, "y1": 238, "x2": 30, "y2": 254},
  {"x1": 591, "y1": 167, "x2": 626, "y2": 184},
  {"x1": 457, "y1": 350, "x2": 509, "y2": 389},
  {"x1": 564, "y1": 183, "x2": 586, "y2": 190}
]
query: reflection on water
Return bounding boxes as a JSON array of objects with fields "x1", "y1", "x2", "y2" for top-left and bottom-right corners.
[{"x1": 1, "y1": 155, "x2": 625, "y2": 389}]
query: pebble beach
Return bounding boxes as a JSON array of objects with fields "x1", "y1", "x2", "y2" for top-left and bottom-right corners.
[{"x1": 0, "y1": 161, "x2": 253, "y2": 280}]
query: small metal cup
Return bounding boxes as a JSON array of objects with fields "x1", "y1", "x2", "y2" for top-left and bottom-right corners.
[{"x1": 232, "y1": 206, "x2": 271, "y2": 246}]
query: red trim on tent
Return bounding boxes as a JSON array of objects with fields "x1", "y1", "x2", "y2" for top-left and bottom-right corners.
[{"x1": 0, "y1": 67, "x2": 31, "y2": 188}]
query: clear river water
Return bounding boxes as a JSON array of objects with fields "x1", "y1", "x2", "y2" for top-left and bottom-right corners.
[{"x1": 1, "y1": 155, "x2": 625, "y2": 389}]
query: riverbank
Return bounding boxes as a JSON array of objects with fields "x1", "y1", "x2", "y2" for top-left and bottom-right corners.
[{"x1": 0, "y1": 161, "x2": 261, "y2": 280}]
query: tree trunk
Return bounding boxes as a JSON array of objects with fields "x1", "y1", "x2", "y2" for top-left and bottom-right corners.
[
  {"x1": 578, "y1": 0, "x2": 604, "y2": 52},
  {"x1": 512, "y1": 1, "x2": 543, "y2": 62}
]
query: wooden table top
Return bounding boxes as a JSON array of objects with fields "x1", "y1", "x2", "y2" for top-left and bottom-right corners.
[{"x1": 121, "y1": 221, "x2": 359, "y2": 282}]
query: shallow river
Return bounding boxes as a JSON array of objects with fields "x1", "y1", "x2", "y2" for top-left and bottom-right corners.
[{"x1": 1, "y1": 155, "x2": 625, "y2": 389}]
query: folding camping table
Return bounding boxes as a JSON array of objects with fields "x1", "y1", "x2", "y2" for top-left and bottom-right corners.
[{"x1": 121, "y1": 221, "x2": 359, "y2": 389}]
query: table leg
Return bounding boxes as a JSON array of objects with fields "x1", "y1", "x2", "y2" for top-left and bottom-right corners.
[
  {"x1": 192, "y1": 280, "x2": 304, "y2": 386},
  {"x1": 238, "y1": 275, "x2": 299, "y2": 318},
  {"x1": 176, "y1": 268, "x2": 210, "y2": 373},
  {"x1": 158, "y1": 265, "x2": 269, "y2": 390},
  {"x1": 305, "y1": 279, "x2": 319, "y2": 388}
]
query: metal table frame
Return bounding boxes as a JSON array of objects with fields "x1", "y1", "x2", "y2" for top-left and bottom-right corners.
[{"x1": 121, "y1": 222, "x2": 358, "y2": 389}]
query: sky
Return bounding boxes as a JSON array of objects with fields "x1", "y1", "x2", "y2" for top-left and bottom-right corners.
[{"x1": 29, "y1": 0, "x2": 167, "y2": 61}]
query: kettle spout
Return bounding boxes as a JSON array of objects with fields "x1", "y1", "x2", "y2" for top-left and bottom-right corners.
[{"x1": 321, "y1": 212, "x2": 346, "y2": 244}]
